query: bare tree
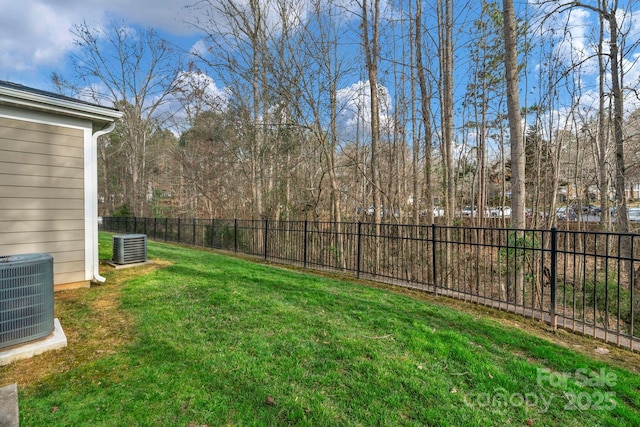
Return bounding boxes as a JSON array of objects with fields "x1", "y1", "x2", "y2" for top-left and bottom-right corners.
[
  {"x1": 596, "y1": 2, "x2": 612, "y2": 228},
  {"x1": 415, "y1": 0, "x2": 435, "y2": 225},
  {"x1": 503, "y1": 0, "x2": 526, "y2": 304},
  {"x1": 605, "y1": 0, "x2": 630, "y2": 232},
  {"x1": 359, "y1": 0, "x2": 383, "y2": 230},
  {"x1": 282, "y1": 0, "x2": 352, "y2": 222},
  {"x1": 503, "y1": 0, "x2": 526, "y2": 230},
  {"x1": 191, "y1": 0, "x2": 275, "y2": 219},
  {"x1": 437, "y1": 0, "x2": 456, "y2": 226},
  {"x1": 538, "y1": 0, "x2": 632, "y2": 231},
  {"x1": 53, "y1": 20, "x2": 181, "y2": 216},
  {"x1": 175, "y1": 109, "x2": 243, "y2": 217},
  {"x1": 466, "y1": 0, "x2": 507, "y2": 227}
]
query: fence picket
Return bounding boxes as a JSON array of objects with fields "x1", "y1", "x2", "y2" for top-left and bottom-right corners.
[{"x1": 100, "y1": 217, "x2": 640, "y2": 351}]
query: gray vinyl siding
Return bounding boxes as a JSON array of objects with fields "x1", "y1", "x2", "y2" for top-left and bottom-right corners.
[{"x1": 0, "y1": 116, "x2": 86, "y2": 285}]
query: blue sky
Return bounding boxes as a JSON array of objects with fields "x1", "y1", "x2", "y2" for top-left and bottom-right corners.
[
  {"x1": 3, "y1": 0, "x2": 640, "y2": 144},
  {"x1": 0, "y1": 0, "x2": 201, "y2": 91}
]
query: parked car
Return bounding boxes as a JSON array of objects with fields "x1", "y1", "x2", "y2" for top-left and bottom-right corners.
[
  {"x1": 556, "y1": 207, "x2": 577, "y2": 221},
  {"x1": 568, "y1": 204, "x2": 600, "y2": 214},
  {"x1": 629, "y1": 207, "x2": 640, "y2": 221},
  {"x1": 359, "y1": 205, "x2": 399, "y2": 218},
  {"x1": 610, "y1": 207, "x2": 640, "y2": 222},
  {"x1": 486, "y1": 206, "x2": 511, "y2": 218},
  {"x1": 461, "y1": 206, "x2": 477, "y2": 217},
  {"x1": 420, "y1": 207, "x2": 445, "y2": 217}
]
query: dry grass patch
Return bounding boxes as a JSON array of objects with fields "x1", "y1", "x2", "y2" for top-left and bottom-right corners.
[{"x1": 0, "y1": 260, "x2": 171, "y2": 387}]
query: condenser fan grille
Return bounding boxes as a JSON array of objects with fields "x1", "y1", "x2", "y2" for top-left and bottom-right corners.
[
  {"x1": 0, "y1": 253, "x2": 54, "y2": 349},
  {"x1": 112, "y1": 234, "x2": 147, "y2": 265}
]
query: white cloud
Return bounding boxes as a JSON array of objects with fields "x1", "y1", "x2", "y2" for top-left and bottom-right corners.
[
  {"x1": 538, "y1": 6, "x2": 599, "y2": 76},
  {"x1": 155, "y1": 70, "x2": 231, "y2": 135},
  {"x1": 174, "y1": 70, "x2": 230, "y2": 110},
  {"x1": 189, "y1": 39, "x2": 210, "y2": 57},
  {"x1": 0, "y1": 0, "x2": 368, "y2": 89},
  {"x1": 188, "y1": 0, "x2": 311, "y2": 40},
  {"x1": 336, "y1": 80, "x2": 394, "y2": 138},
  {"x1": 0, "y1": 0, "x2": 199, "y2": 86},
  {"x1": 527, "y1": 1, "x2": 640, "y2": 129},
  {"x1": 0, "y1": 1, "x2": 77, "y2": 73}
]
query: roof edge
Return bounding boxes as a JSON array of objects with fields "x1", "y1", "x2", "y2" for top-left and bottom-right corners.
[{"x1": 0, "y1": 81, "x2": 123, "y2": 123}]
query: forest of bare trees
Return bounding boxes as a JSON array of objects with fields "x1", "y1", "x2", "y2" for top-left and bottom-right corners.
[{"x1": 54, "y1": 0, "x2": 640, "y2": 232}]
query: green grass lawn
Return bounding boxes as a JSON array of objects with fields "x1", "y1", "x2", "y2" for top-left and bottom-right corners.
[{"x1": 2, "y1": 233, "x2": 640, "y2": 426}]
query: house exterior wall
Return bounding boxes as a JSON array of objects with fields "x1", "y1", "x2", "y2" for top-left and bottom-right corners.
[{"x1": 0, "y1": 109, "x2": 89, "y2": 287}]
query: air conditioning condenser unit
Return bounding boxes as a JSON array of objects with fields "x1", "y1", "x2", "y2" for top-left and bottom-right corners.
[
  {"x1": 0, "y1": 253, "x2": 54, "y2": 349},
  {"x1": 112, "y1": 234, "x2": 147, "y2": 265}
]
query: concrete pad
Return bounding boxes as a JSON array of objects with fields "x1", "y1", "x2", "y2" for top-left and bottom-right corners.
[
  {"x1": 106, "y1": 260, "x2": 153, "y2": 269},
  {"x1": 0, "y1": 318, "x2": 67, "y2": 366},
  {"x1": 0, "y1": 383, "x2": 19, "y2": 427}
]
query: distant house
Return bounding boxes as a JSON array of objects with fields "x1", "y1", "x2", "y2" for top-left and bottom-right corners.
[{"x1": 0, "y1": 81, "x2": 122, "y2": 290}]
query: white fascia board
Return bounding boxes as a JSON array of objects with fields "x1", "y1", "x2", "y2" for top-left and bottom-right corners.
[{"x1": 0, "y1": 88, "x2": 122, "y2": 124}]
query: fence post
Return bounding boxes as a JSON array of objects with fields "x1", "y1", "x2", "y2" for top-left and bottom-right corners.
[
  {"x1": 264, "y1": 219, "x2": 269, "y2": 260},
  {"x1": 431, "y1": 223, "x2": 437, "y2": 294},
  {"x1": 234, "y1": 219, "x2": 238, "y2": 253},
  {"x1": 210, "y1": 219, "x2": 215, "y2": 248},
  {"x1": 177, "y1": 218, "x2": 181, "y2": 243},
  {"x1": 549, "y1": 227, "x2": 558, "y2": 329},
  {"x1": 164, "y1": 218, "x2": 168, "y2": 242},
  {"x1": 356, "y1": 221, "x2": 362, "y2": 279},
  {"x1": 631, "y1": 238, "x2": 635, "y2": 352},
  {"x1": 192, "y1": 219, "x2": 196, "y2": 245},
  {"x1": 303, "y1": 220, "x2": 308, "y2": 269},
  {"x1": 153, "y1": 217, "x2": 157, "y2": 239}
]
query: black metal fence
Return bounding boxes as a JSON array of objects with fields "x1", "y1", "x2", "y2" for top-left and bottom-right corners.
[{"x1": 101, "y1": 216, "x2": 640, "y2": 351}]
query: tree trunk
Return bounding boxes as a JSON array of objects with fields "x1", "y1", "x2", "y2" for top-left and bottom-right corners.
[
  {"x1": 597, "y1": 5, "x2": 610, "y2": 229},
  {"x1": 503, "y1": 0, "x2": 525, "y2": 304},
  {"x1": 609, "y1": 8, "x2": 628, "y2": 232},
  {"x1": 416, "y1": 0, "x2": 434, "y2": 225},
  {"x1": 438, "y1": 0, "x2": 455, "y2": 228},
  {"x1": 503, "y1": 0, "x2": 525, "y2": 230},
  {"x1": 362, "y1": 0, "x2": 382, "y2": 271}
]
